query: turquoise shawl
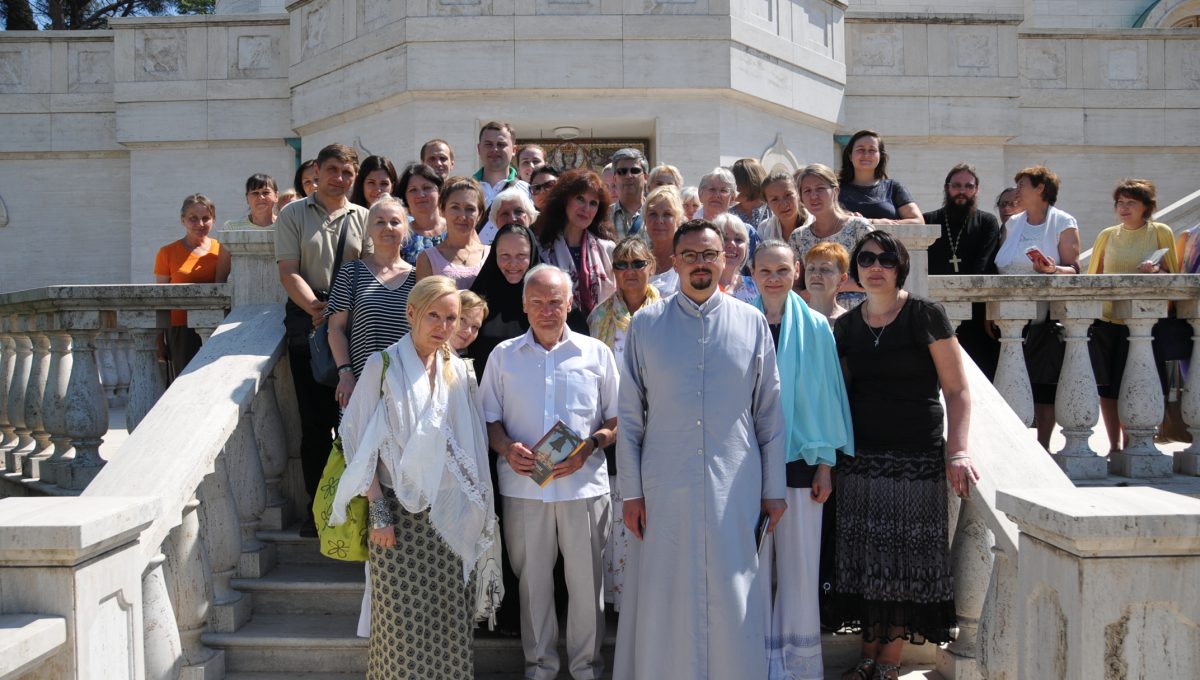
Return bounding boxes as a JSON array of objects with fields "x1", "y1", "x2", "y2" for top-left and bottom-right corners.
[{"x1": 753, "y1": 291, "x2": 854, "y2": 466}]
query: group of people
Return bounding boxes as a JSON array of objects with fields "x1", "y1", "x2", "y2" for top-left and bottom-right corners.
[{"x1": 144, "y1": 120, "x2": 1186, "y2": 680}]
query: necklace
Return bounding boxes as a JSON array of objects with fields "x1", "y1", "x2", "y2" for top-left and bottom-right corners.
[
  {"x1": 864, "y1": 295, "x2": 903, "y2": 348},
  {"x1": 945, "y1": 220, "x2": 965, "y2": 273}
]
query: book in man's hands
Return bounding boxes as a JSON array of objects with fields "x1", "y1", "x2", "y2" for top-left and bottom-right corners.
[{"x1": 529, "y1": 420, "x2": 588, "y2": 488}]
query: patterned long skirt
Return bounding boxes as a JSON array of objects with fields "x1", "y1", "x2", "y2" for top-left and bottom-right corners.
[
  {"x1": 830, "y1": 447, "x2": 957, "y2": 645},
  {"x1": 368, "y1": 495, "x2": 473, "y2": 679}
]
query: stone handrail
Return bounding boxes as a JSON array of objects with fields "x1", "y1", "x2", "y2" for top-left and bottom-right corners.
[
  {"x1": 930, "y1": 273, "x2": 1200, "y2": 479},
  {"x1": 0, "y1": 284, "x2": 230, "y2": 493},
  {"x1": 0, "y1": 300, "x2": 295, "y2": 678}
]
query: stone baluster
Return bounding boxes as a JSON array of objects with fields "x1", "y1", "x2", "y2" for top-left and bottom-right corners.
[
  {"x1": 142, "y1": 551, "x2": 184, "y2": 680},
  {"x1": 1175, "y1": 300, "x2": 1200, "y2": 476},
  {"x1": 96, "y1": 331, "x2": 119, "y2": 407},
  {"x1": 1109, "y1": 299, "x2": 1173, "y2": 477},
  {"x1": 60, "y1": 326, "x2": 110, "y2": 491},
  {"x1": 21, "y1": 322, "x2": 53, "y2": 479},
  {"x1": 190, "y1": 309, "x2": 227, "y2": 345},
  {"x1": 197, "y1": 455, "x2": 250, "y2": 633},
  {"x1": 5, "y1": 314, "x2": 34, "y2": 473},
  {"x1": 1049, "y1": 300, "x2": 1107, "y2": 479},
  {"x1": 33, "y1": 329, "x2": 74, "y2": 485},
  {"x1": 113, "y1": 330, "x2": 132, "y2": 406},
  {"x1": 226, "y1": 415, "x2": 272, "y2": 578},
  {"x1": 0, "y1": 326, "x2": 16, "y2": 454},
  {"x1": 938, "y1": 497, "x2": 995, "y2": 680},
  {"x1": 126, "y1": 328, "x2": 167, "y2": 433},
  {"x1": 977, "y1": 542, "x2": 1017, "y2": 680},
  {"x1": 164, "y1": 495, "x2": 222, "y2": 677},
  {"x1": 222, "y1": 228, "x2": 288, "y2": 307},
  {"x1": 252, "y1": 374, "x2": 293, "y2": 531},
  {"x1": 985, "y1": 301, "x2": 1037, "y2": 427}
]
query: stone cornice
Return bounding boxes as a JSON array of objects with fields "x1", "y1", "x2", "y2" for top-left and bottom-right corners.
[
  {"x1": 108, "y1": 14, "x2": 288, "y2": 28},
  {"x1": 1019, "y1": 26, "x2": 1200, "y2": 39},
  {"x1": 845, "y1": 11, "x2": 1024, "y2": 25}
]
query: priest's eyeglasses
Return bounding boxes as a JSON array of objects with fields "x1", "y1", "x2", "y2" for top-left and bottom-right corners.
[{"x1": 677, "y1": 250, "x2": 722, "y2": 265}]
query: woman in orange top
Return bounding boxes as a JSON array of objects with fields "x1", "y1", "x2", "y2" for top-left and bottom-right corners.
[{"x1": 154, "y1": 194, "x2": 231, "y2": 379}]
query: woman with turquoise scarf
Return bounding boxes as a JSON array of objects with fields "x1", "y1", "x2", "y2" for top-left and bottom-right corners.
[{"x1": 750, "y1": 239, "x2": 854, "y2": 680}]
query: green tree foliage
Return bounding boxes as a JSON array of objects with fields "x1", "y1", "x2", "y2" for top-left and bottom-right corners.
[{"x1": 3, "y1": 0, "x2": 211, "y2": 30}]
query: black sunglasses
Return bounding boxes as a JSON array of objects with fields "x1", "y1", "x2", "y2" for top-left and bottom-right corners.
[
  {"x1": 530, "y1": 180, "x2": 557, "y2": 194},
  {"x1": 614, "y1": 167, "x2": 644, "y2": 176},
  {"x1": 612, "y1": 259, "x2": 650, "y2": 271},
  {"x1": 856, "y1": 250, "x2": 900, "y2": 269}
]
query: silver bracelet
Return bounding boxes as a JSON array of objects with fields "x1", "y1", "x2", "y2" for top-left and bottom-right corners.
[
  {"x1": 368, "y1": 498, "x2": 392, "y2": 530},
  {"x1": 947, "y1": 454, "x2": 971, "y2": 462}
]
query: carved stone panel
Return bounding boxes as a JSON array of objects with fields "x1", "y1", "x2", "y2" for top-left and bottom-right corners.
[
  {"x1": 1105, "y1": 45, "x2": 1146, "y2": 88},
  {"x1": 1021, "y1": 41, "x2": 1066, "y2": 89},
  {"x1": 69, "y1": 46, "x2": 113, "y2": 93},
  {"x1": 1182, "y1": 44, "x2": 1200, "y2": 88},
  {"x1": 362, "y1": 0, "x2": 397, "y2": 31},
  {"x1": 228, "y1": 30, "x2": 283, "y2": 79},
  {"x1": 850, "y1": 25, "x2": 902, "y2": 75},
  {"x1": 135, "y1": 30, "x2": 186, "y2": 81},
  {"x1": 953, "y1": 29, "x2": 995, "y2": 74},
  {"x1": 0, "y1": 49, "x2": 29, "y2": 93},
  {"x1": 304, "y1": 0, "x2": 334, "y2": 54}
]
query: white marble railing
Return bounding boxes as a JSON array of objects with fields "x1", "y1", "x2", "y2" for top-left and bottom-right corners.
[
  {"x1": 0, "y1": 300, "x2": 297, "y2": 679},
  {"x1": 0, "y1": 284, "x2": 230, "y2": 493},
  {"x1": 930, "y1": 274, "x2": 1200, "y2": 480}
]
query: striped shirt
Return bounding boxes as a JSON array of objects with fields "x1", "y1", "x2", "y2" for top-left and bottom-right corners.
[{"x1": 325, "y1": 259, "x2": 415, "y2": 377}]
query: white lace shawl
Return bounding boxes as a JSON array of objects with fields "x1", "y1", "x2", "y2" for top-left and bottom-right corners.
[{"x1": 331, "y1": 336, "x2": 497, "y2": 583}]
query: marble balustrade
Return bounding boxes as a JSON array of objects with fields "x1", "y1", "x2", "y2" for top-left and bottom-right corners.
[{"x1": 0, "y1": 284, "x2": 230, "y2": 492}]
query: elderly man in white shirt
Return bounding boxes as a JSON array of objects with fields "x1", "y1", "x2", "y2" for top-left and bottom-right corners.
[{"x1": 479, "y1": 264, "x2": 619, "y2": 680}]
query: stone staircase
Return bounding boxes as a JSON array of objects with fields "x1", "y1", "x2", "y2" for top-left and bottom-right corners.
[{"x1": 204, "y1": 524, "x2": 943, "y2": 680}]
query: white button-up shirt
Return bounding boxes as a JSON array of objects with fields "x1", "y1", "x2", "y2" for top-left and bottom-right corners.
[{"x1": 479, "y1": 328, "x2": 619, "y2": 502}]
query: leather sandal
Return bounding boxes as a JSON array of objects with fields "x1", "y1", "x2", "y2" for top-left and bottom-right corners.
[{"x1": 842, "y1": 658, "x2": 876, "y2": 680}]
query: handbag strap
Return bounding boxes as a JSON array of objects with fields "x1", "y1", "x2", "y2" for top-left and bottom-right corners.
[
  {"x1": 379, "y1": 351, "x2": 390, "y2": 396},
  {"x1": 330, "y1": 211, "x2": 351, "y2": 285}
]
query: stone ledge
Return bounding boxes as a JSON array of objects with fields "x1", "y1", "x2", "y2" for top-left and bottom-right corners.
[
  {"x1": 998, "y1": 486, "x2": 1200, "y2": 557},
  {"x1": 0, "y1": 496, "x2": 159, "y2": 566},
  {"x1": 930, "y1": 273, "x2": 1200, "y2": 303},
  {"x1": 846, "y1": 11, "x2": 1024, "y2": 24},
  {"x1": 0, "y1": 614, "x2": 67, "y2": 679}
]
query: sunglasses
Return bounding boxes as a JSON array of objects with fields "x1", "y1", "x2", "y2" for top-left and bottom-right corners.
[
  {"x1": 613, "y1": 259, "x2": 650, "y2": 271},
  {"x1": 856, "y1": 250, "x2": 900, "y2": 269},
  {"x1": 615, "y1": 167, "x2": 644, "y2": 176},
  {"x1": 530, "y1": 180, "x2": 557, "y2": 194}
]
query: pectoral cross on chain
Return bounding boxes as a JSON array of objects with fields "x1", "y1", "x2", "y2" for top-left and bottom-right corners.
[{"x1": 948, "y1": 254, "x2": 961, "y2": 273}]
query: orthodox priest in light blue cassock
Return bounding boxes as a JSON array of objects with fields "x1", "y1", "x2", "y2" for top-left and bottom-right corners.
[{"x1": 613, "y1": 220, "x2": 786, "y2": 679}]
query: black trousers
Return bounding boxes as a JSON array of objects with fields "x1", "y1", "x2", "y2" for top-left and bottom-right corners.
[{"x1": 287, "y1": 339, "x2": 339, "y2": 505}]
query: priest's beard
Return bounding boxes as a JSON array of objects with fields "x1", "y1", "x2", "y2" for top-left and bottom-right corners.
[{"x1": 943, "y1": 192, "x2": 977, "y2": 225}]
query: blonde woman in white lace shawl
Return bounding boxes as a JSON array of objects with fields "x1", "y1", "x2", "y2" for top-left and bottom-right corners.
[{"x1": 331, "y1": 275, "x2": 501, "y2": 680}]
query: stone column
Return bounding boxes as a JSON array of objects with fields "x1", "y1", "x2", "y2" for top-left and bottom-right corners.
[
  {"x1": 937, "y1": 497, "x2": 994, "y2": 680},
  {"x1": 252, "y1": 374, "x2": 293, "y2": 531},
  {"x1": 890, "y1": 223, "x2": 941, "y2": 298},
  {"x1": 164, "y1": 496, "x2": 224, "y2": 679},
  {"x1": 1049, "y1": 300, "x2": 1107, "y2": 479},
  {"x1": 60, "y1": 328, "x2": 110, "y2": 491},
  {"x1": 114, "y1": 331, "x2": 133, "y2": 406},
  {"x1": 0, "y1": 496, "x2": 159, "y2": 677},
  {"x1": 34, "y1": 330, "x2": 74, "y2": 485},
  {"x1": 221, "y1": 229, "x2": 286, "y2": 307},
  {"x1": 126, "y1": 328, "x2": 167, "y2": 433},
  {"x1": 97, "y1": 331, "x2": 120, "y2": 408},
  {"x1": 142, "y1": 551, "x2": 184, "y2": 680},
  {"x1": 0, "y1": 326, "x2": 15, "y2": 453},
  {"x1": 985, "y1": 300, "x2": 1037, "y2": 428},
  {"x1": 999, "y1": 487, "x2": 1200, "y2": 679},
  {"x1": 225, "y1": 416, "x2": 272, "y2": 578},
  {"x1": 5, "y1": 315, "x2": 34, "y2": 473},
  {"x1": 1175, "y1": 300, "x2": 1200, "y2": 476},
  {"x1": 977, "y1": 542, "x2": 1017, "y2": 680},
  {"x1": 21, "y1": 325, "x2": 53, "y2": 479},
  {"x1": 1109, "y1": 299, "x2": 1172, "y2": 477},
  {"x1": 197, "y1": 456, "x2": 250, "y2": 633}
]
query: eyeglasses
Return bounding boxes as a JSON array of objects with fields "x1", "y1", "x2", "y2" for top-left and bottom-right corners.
[
  {"x1": 677, "y1": 250, "x2": 722, "y2": 264},
  {"x1": 998, "y1": 200, "x2": 1019, "y2": 209},
  {"x1": 530, "y1": 180, "x2": 557, "y2": 194},
  {"x1": 615, "y1": 167, "x2": 644, "y2": 176},
  {"x1": 701, "y1": 186, "x2": 733, "y2": 196},
  {"x1": 856, "y1": 251, "x2": 900, "y2": 269},
  {"x1": 613, "y1": 259, "x2": 650, "y2": 271}
]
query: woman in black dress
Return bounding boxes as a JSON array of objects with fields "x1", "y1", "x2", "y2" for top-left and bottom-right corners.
[{"x1": 831, "y1": 231, "x2": 979, "y2": 680}]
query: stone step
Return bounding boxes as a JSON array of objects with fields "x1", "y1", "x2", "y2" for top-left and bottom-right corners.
[
  {"x1": 231, "y1": 562, "x2": 365, "y2": 616},
  {"x1": 225, "y1": 666, "x2": 943, "y2": 679},
  {"x1": 257, "y1": 527, "x2": 326, "y2": 565}
]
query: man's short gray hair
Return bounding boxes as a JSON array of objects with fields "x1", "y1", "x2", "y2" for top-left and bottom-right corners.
[
  {"x1": 522, "y1": 264, "x2": 574, "y2": 302},
  {"x1": 610, "y1": 147, "x2": 648, "y2": 172},
  {"x1": 489, "y1": 187, "x2": 538, "y2": 225},
  {"x1": 699, "y1": 167, "x2": 736, "y2": 191}
]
